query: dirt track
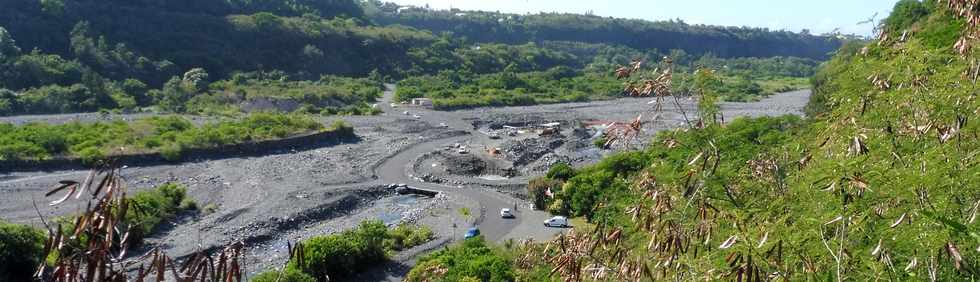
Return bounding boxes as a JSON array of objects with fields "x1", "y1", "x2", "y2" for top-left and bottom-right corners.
[{"x1": 0, "y1": 87, "x2": 810, "y2": 280}]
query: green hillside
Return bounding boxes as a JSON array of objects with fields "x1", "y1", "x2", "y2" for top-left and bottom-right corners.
[{"x1": 366, "y1": 2, "x2": 843, "y2": 60}]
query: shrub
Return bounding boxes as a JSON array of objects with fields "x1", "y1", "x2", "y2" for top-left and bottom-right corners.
[
  {"x1": 545, "y1": 162, "x2": 575, "y2": 180},
  {"x1": 0, "y1": 220, "x2": 45, "y2": 282},
  {"x1": 547, "y1": 198, "x2": 568, "y2": 216},
  {"x1": 251, "y1": 268, "x2": 316, "y2": 282},
  {"x1": 126, "y1": 183, "x2": 191, "y2": 235},
  {"x1": 385, "y1": 224, "x2": 434, "y2": 252},
  {"x1": 290, "y1": 220, "x2": 387, "y2": 281},
  {"x1": 884, "y1": 0, "x2": 931, "y2": 33},
  {"x1": 406, "y1": 237, "x2": 514, "y2": 282}
]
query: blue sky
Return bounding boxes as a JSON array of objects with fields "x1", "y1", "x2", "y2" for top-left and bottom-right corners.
[{"x1": 384, "y1": 0, "x2": 899, "y2": 36}]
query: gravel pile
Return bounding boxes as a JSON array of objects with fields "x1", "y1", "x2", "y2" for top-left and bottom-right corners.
[{"x1": 502, "y1": 137, "x2": 565, "y2": 167}]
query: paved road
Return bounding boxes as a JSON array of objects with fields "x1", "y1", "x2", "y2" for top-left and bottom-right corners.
[{"x1": 374, "y1": 85, "x2": 562, "y2": 242}]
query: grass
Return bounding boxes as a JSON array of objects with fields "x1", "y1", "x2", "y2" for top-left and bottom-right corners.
[{"x1": 756, "y1": 76, "x2": 810, "y2": 94}]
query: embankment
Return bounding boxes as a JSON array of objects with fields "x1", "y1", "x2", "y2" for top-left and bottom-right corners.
[{"x1": 0, "y1": 129, "x2": 358, "y2": 173}]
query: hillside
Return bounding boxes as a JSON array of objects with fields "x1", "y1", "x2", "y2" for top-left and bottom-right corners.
[
  {"x1": 0, "y1": 0, "x2": 839, "y2": 116},
  {"x1": 366, "y1": 1, "x2": 844, "y2": 60},
  {"x1": 407, "y1": 0, "x2": 980, "y2": 280}
]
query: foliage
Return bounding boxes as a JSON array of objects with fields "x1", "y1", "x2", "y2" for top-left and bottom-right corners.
[
  {"x1": 38, "y1": 166, "x2": 246, "y2": 281},
  {"x1": 0, "y1": 113, "x2": 327, "y2": 161},
  {"x1": 251, "y1": 268, "x2": 316, "y2": 282},
  {"x1": 384, "y1": 224, "x2": 434, "y2": 252},
  {"x1": 126, "y1": 183, "x2": 191, "y2": 235},
  {"x1": 0, "y1": 220, "x2": 45, "y2": 282},
  {"x1": 527, "y1": 178, "x2": 562, "y2": 211},
  {"x1": 884, "y1": 0, "x2": 932, "y2": 33},
  {"x1": 397, "y1": 55, "x2": 814, "y2": 109},
  {"x1": 288, "y1": 220, "x2": 434, "y2": 281},
  {"x1": 395, "y1": 67, "x2": 619, "y2": 109},
  {"x1": 545, "y1": 162, "x2": 575, "y2": 181},
  {"x1": 198, "y1": 74, "x2": 383, "y2": 115},
  {"x1": 406, "y1": 237, "x2": 514, "y2": 282},
  {"x1": 0, "y1": 0, "x2": 418, "y2": 80}
]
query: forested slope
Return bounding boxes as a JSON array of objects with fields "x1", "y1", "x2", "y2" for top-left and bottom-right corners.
[
  {"x1": 366, "y1": 1, "x2": 844, "y2": 60},
  {"x1": 0, "y1": 0, "x2": 840, "y2": 116}
]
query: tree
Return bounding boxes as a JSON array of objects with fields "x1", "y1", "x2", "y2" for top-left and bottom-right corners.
[
  {"x1": 0, "y1": 26, "x2": 20, "y2": 62},
  {"x1": 0, "y1": 88, "x2": 18, "y2": 115},
  {"x1": 528, "y1": 178, "x2": 561, "y2": 210},
  {"x1": 546, "y1": 162, "x2": 575, "y2": 180},
  {"x1": 694, "y1": 68, "x2": 721, "y2": 125},
  {"x1": 182, "y1": 68, "x2": 209, "y2": 92},
  {"x1": 152, "y1": 77, "x2": 192, "y2": 112}
]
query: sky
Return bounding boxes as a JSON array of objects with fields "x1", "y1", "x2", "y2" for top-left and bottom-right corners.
[{"x1": 383, "y1": 0, "x2": 899, "y2": 36}]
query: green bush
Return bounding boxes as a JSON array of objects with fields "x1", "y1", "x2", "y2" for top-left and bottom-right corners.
[
  {"x1": 385, "y1": 224, "x2": 433, "y2": 252},
  {"x1": 289, "y1": 220, "x2": 388, "y2": 281},
  {"x1": 0, "y1": 220, "x2": 45, "y2": 282},
  {"x1": 545, "y1": 163, "x2": 575, "y2": 181},
  {"x1": 251, "y1": 268, "x2": 316, "y2": 282},
  {"x1": 126, "y1": 183, "x2": 191, "y2": 235},
  {"x1": 406, "y1": 237, "x2": 514, "y2": 282},
  {"x1": 884, "y1": 0, "x2": 931, "y2": 33}
]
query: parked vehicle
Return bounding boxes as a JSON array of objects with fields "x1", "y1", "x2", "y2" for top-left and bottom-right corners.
[
  {"x1": 500, "y1": 208, "x2": 515, "y2": 218},
  {"x1": 464, "y1": 227, "x2": 481, "y2": 239},
  {"x1": 438, "y1": 122, "x2": 448, "y2": 128},
  {"x1": 544, "y1": 216, "x2": 569, "y2": 228},
  {"x1": 403, "y1": 111, "x2": 410, "y2": 115}
]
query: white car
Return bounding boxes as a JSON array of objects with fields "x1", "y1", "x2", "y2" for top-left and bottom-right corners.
[
  {"x1": 403, "y1": 111, "x2": 410, "y2": 115},
  {"x1": 544, "y1": 216, "x2": 569, "y2": 228},
  {"x1": 438, "y1": 122, "x2": 448, "y2": 128},
  {"x1": 500, "y1": 208, "x2": 515, "y2": 218},
  {"x1": 413, "y1": 114, "x2": 421, "y2": 119}
]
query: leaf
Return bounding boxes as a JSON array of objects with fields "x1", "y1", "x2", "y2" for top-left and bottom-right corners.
[
  {"x1": 891, "y1": 213, "x2": 906, "y2": 228},
  {"x1": 719, "y1": 235, "x2": 738, "y2": 249},
  {"x1": 687, "y1": 152, "x2": 704, "y2": 166},
  {"x1": 825, "y1": 215, "x2": 843, "y2": 225},
  {"x1": 756, "y1": 232, "x2": 769, "y2": 249}
]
